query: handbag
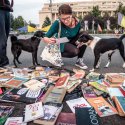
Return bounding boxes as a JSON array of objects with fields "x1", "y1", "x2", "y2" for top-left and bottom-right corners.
[{"x1": 40, "y1": 20, "x2": 63, "y2": 67}]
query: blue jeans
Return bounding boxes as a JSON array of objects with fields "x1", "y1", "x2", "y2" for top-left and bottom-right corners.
[{"x1": 0, "y1": 10, "x2": 10, "y2": 62}]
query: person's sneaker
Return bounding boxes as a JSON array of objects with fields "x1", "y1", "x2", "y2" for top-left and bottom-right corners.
[{"x1": 75, "y1": 58, "x2": 88, "y2": 69}]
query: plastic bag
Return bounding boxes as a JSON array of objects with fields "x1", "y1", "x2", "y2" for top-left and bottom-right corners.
[{"x1": 40, "y1": 43, "x2": 63, "y2": 67}]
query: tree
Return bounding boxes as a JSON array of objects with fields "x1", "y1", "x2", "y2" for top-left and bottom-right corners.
[
  {"x1": 42, "y1": 16, "x2": 51, "y2": 28},
  {"x1": 90, "y1": 6, "x2": 101, "y2": 18}
]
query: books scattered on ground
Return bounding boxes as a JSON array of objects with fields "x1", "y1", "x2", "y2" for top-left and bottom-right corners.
[
  {"x1": 1, "y1": 87, "x2": 44, "y2": 103},
  {"x1": 23, "y1": 102, "x2": 44, "y2": 123},
  {"x1": 66, "y1": 97, "x2": 91, "y2": 113},
  {"x1": 34, "y1": 102, "x2": 63, "y2": 125},
  {"x1": 5, "y1": 117, "x2": 27, "y2": 125},
  {"x1": 87, "y1": 97, "x2": 117, "y2": 117},
  {"x1": 75, "y1": 107, "x2": 100, "y2": 125},
  {"x1": 0, "y1": 105, "x2": 14, "y2": 125}
]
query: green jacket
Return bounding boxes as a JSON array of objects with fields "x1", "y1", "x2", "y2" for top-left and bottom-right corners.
[{"x1": 45, "y1": 19, "x2": 81, "y2": 52}]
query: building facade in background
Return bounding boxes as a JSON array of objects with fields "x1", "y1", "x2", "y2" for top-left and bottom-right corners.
[{"x1": 39, "y1": 0, "x2": 125, "y2": 27}]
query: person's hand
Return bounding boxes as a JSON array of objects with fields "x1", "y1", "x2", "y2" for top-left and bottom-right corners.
[{"x1": 42, "y1": 37, "x2": 56, "y2": 44}]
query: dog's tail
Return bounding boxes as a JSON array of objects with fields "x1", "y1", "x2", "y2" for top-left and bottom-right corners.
[
  {"x1": 10, "y1": 35, "x2": 18, "y2": 44},
  {"x1": 119, "y1": 34, "x2": 125, "y2": 41}
]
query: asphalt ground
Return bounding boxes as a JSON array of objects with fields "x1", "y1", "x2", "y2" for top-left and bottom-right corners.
[
  {"x1": 7, "y1": 34, "x2": 125, "y2": 73},
  {"x1": 1, "y1": 34, "x2": 125, "y2": 125}
]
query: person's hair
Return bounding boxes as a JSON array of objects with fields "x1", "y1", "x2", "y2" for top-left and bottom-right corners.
[{"x1": 58, "y1": 4, "x2": 72, "y2": 15}]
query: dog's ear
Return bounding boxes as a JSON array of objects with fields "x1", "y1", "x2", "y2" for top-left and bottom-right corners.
[{"x1": 86, "y1": 34, "x2": 93, "y2": 40}]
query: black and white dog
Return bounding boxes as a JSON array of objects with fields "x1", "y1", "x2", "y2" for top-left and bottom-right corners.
[{"x1": 77, "y1": 34, "x2": 125, "y2": 71}]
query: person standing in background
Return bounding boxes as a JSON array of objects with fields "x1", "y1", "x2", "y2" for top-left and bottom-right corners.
[{"x1": 0, "y1": 0, "x2": 13, "y2": 67}]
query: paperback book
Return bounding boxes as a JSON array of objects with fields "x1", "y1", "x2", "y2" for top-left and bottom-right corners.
[
  {"x1": 5, "y1": 117, "x2": 27, "y2": 125},
  {"x1": 113, "y1": 96, "x2": 125, "y2": 116},
  {"x1": 66, "y1": 97, "x2": 91, "y2": 113},
  {"x1": 4, "y1": 77, "x2": 27, "y2": 88},
  {"x1": 42, "y1": 86, "x2": 66, "y2": 104},
  {"x1": 56, "y1": 113, "x2": 76, "y2": 125},
  {"x1": 0, "y1": 105, "x2": 14, "y2": 125},
  {"x1": 23, "y1": 79, "x2": 46, "y2": 90},
  {"x1": 23, "y1": 102, "x2": 44, "y2": 122},
  {"x1": 75, "y1": 107, "x2": 100, "y2": 125},
  {"x1": 1, "y1": 87, "x2": 44, "y2": 103},
  {"x1": 81, "y1": 85, "x2": 97, "y2": 99},
  {"x1": 34, "y1": 102, "x2": 63, "y2": 125},
  {"x1": 87, "y1": 97, "x2": 117, "y2": 117}
]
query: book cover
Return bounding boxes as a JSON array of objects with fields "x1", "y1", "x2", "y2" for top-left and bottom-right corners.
[
  {"x1": 4, "y1": 77, "x2": 27, "y2": 88},
  {"x1": 56, "y1": 113, "x2": 76, "y2": 125},
  {"x1": 0, "y1": 88, "x2": 3, "y2": 94},
  {"x1": 23, "y1": 79, "x2": 45, "y2": 90},
  {"x1": 1, "y1": 87, "x2": 44, "y2": 103},
  {"x1": 66, "y1": 97, "x2": 91, "y2": 113},
  {"x1": 42, "y1": 86, "x2": 66, "y2": 104},
  {"x1": 69, "y1": 73, "x2": 85, "y2": 81},
  {"x1": 87, "y1": 97, "x2": 117, "y2": 117},
  {"x1": 67, "y1": 80, "x2": 82, "y2": 93},
  {"x1": 5, "y1": 117, "x2": 27, "y2": 125},
  {"x1": 23, "y1": 102, "x2": 44, "y2": 123},
  {"x1": 107, "y1": 88, "x2": 124, "y2": 98},
  {"x1": 81, "y1": 86, "x2": 97, "y2": 99},
  {"x1": 89, "y1": 81, "x2": 107, "y2": 93},
  {"x1": 34, "y1": 102, "x2": 63, "y2": 125},
  {"x1": 119, "y1": 87, "x2": 125, "y2": 96},
  {"x1": 12, "y1": 68, "x2": 29, "y2": 79},
  {"x1": 75, "y1": 107, "x2": 100, "y2": 125},
  {"x1": 55, "y1": 75, "x2": 69, "y2": 88},
  {"x1": 106, "y1": 73, "x2": 125, "y2": 83},
  {"x1": 0, "y1": 105, "x2": 14, "y2": 125},
  {"x1": 114, "y1": 96, "x2": 125, "y2": 116},
  {"x1": 67, "y1": 80, "x2": 82, "y2": 90},
  {"x1": 0, "y1": 73, "x2": 13, "y2": 81}
]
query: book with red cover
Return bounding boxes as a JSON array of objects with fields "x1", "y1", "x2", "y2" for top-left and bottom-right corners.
[
  {"x1": 0, "y1": 88, "x2": 3, "y2": 94},
  {"x1": 55, "y1": 75, "x2": 69, "y2": 88},
  {"x1": 87, "y1": 97, "x2": 117, "y2": 117},
  {"x1": 56, "y1": 113, "x2": 76, "y2": 125}
]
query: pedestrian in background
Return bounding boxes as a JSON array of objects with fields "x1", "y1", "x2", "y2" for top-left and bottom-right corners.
[{"x1": 0, "y1": 0, "x2": 13, "y2": 67}]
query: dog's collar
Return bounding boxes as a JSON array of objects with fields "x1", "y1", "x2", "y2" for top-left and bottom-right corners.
[{"x1": 34, "y1": 36, "x2": 41, "y2": 39}]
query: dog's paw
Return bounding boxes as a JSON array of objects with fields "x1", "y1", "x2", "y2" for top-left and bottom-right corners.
[{"x1": 89, "y1": 69, "x2": 95, "y2": 72}]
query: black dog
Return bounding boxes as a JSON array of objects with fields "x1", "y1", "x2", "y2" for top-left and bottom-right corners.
[
  {"x1": 77, "y1": 34, "x2": 125, "y2": 71},
  {"x1": 10, "y1": 30, "x2": 44, "y2": 67}
]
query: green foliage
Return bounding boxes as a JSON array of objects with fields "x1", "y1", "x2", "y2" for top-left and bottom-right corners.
[
  {"x1": 10, "y1": 14, "x2": 27, "y2": 30},
  {"x1": 90, "y1": 6, "x2": 101, "y2": 18},
  {"x1": 116, "y1": 3, "x2": 125, "y2": 15},
  {"x1": 42, "y1": 16, "x2": 51, "y2": 28}
]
